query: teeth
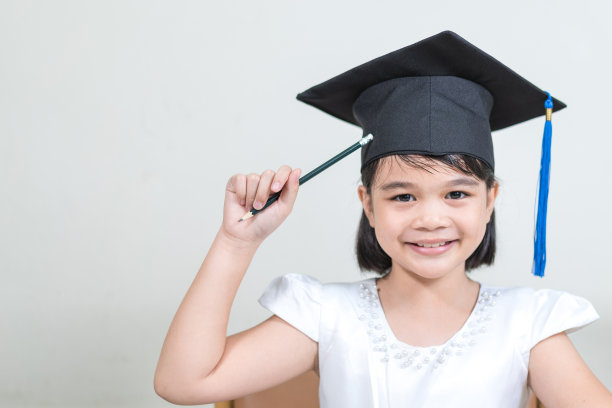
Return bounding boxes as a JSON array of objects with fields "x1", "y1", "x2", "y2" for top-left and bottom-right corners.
[{"x1": 416, "y1": 242, "x2": 447, "y2": 248}]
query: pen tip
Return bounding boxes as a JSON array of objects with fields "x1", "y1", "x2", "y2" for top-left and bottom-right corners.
[{"x1": 239, "y1": 211, "x2": 254, "y2": 222}]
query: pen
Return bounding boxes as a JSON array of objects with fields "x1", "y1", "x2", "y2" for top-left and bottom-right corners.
[{"x1": 239, "y1": 134, "x2": 374, "y2": 221}]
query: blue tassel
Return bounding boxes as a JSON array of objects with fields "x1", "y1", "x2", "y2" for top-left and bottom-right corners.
[{"x1": 533, "y1": 93, "x2": 553, "y2": 277}]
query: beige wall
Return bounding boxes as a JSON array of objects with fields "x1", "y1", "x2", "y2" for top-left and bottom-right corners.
[{"x1": 1, "y1": 1, "x2": 610, "y2": 406}]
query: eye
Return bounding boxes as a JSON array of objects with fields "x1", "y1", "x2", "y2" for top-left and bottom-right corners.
[
  {"x1": 393, "y1": 194, "x2": 415, "y2": 202},
  {"x1": 446, "y1": 191, "x2": 468, "y2": 200}
]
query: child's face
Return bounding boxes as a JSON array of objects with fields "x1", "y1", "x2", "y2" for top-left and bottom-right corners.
[{"x1": 358, "y1": 157, "x2": 497, "y2": 281}]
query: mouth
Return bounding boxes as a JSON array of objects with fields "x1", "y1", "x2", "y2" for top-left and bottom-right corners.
[
  {"x1": 407, "y1": 240, "x2": 456, "y2": 254},
  {"x1": 410, "y1": 240, "x2": 455, "y2": 247},
  {"x1": 414, "y1": 241, "x2": 451, "y2": 248}
]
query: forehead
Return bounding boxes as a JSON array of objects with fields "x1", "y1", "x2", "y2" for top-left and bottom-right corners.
[{"x1": 372, "y1": 155, "x2": 481, "y2": 187}]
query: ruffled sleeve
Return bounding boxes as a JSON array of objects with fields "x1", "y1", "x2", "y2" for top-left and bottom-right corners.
[
  {"x1": 258, "y1": 273, "x2": 322, "y2": 342},
  {"x1": 527, "y1": 289, "x2": 599, "y2": 350}
]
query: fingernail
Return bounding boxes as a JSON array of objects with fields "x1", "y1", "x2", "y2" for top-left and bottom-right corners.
[
  {"x1": 253, "y1": 201, "x2": 263, "y2": 210},
  {"x1": 272, "y1": 182, "x2": 280, "y2": 191}
]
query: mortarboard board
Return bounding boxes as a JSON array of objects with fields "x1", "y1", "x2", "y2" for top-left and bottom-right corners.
[
  {"x1": 296, "y1": 30, "x2": 565, "y2": 171},
  {"x1": 296, "y1": 30, "x2": 564, "y2": 277}
]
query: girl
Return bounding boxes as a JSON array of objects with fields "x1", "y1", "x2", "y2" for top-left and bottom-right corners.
[{"x1": 154, "y1": 31, "x2": 612, "y2": 407}]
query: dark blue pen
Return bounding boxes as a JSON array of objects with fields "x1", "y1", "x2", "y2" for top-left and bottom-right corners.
[{"x1": 239, "y1": 134, "x2": 373, "y2": 221}]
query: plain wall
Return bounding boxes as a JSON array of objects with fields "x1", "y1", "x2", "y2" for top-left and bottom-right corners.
[{"x1": 1, "y1": 1, "x2": 611, "y2": 406}]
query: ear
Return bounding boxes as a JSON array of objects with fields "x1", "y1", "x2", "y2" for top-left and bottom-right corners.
[
  {"x1": 358, "y1": 185, "x2": 375, "y2": 228},
  {"x1": 486, "y1": 182, "x2": 499, "y2": 221}
]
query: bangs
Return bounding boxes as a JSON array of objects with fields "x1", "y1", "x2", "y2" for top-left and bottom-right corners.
[{"x1": 363, "y1": 154, "x2": 495, "y2": 192}]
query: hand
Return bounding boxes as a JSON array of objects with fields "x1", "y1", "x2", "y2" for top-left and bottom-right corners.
[{"x1": 220, "y1": 165, "x2": 301, "y2": 246}]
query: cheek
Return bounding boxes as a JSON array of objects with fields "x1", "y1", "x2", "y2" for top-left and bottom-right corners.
[
  {"x1": 462, "y1": 207, "x2": 489, "y2": 240},
  {"x1": 451, "y1": 202, "x2": 488, "y2": 230},
  {"x1": 370, "y1": 206, "x2": 401, "y2": 244},
  {"x1": 371, "y1": 211, "x2": 393, "y2": 238}
]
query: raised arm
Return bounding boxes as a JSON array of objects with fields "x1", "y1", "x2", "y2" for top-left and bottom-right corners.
[
  {"x1": 154, "y1": 166, "x2": 318, "y2": 405},
  {"x1": 528, "y1": 332, "x2": 612, "y2": 407}
]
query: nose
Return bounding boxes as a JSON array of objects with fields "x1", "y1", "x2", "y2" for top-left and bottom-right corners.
[{"x1": 409, "y1": 201, "x2": 452, "y2": 231}]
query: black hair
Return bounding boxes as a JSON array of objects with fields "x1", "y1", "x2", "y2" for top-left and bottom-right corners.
[{"x1": 356, "y1": 154, "x2": 496, "y2": 275}]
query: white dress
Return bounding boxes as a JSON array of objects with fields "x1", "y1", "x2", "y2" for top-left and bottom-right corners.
[{"x1": 259, "y1": 273, "x2": 599, "y2": 408}]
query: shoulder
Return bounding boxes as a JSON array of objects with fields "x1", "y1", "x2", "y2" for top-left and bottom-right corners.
[
  {"x1": 258, "y1": 273, "x2": 372, "y2": 341},
  {"x1": 258, "y1": 273, "x2": 324, "y2": 314},
  {"x1": 263, "y1": 273, "x2": 324, "y2": 292},
  {"x1": 257, "y1": 274, "x2": 323, "y2": 342},
  {"x1": 485, "y1": 285, "x2": 597, "y2": 319},
  {"x1": 481, "y1": 283, "x2": 599, "y2": 351},
  {"x1": 262, "y1": 273, "x2": 371, "y2": 296},
  {"x1": 260, "y1": 273, "x2": 368, "y2": 296}
]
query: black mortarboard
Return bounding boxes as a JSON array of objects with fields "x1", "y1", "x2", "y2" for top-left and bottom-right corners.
[
  {"x1": 296, "y1": 30, "x2": 565, "y2": 277},
  {"x1": 296, "y1": 30, "x2": 565, "y2": 171}
]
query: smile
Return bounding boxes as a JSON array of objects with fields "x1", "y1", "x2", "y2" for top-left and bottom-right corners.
[
  {"x1": 407, "y1": 240, "x2": 456, "y2": 255},
  {"x1": 416, "y1": 241, "x2": 449, "y2": 248}
]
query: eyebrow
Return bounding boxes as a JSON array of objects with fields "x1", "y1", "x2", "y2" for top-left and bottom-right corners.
[
  {"x1": 446, "y1": 178, "x2": 480, "y2": 187},
  {"x1": 379, "y1": 177, "x2": 480, "y2": 191},
  {"x1": 379, "y1": 181, "x2": 416, "y2": 191}
]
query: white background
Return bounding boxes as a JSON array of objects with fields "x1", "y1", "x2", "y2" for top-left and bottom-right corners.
[{"x1": 1, "y1": 1, "x2": 611, "y2": 407}]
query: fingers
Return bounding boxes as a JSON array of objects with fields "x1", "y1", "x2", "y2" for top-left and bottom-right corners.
[
  {"x1": 228, "y1": 166, "x2": 296, "y2": 211},
  {"x1": 244, "y1": 173, "x2": 260, "y2": 210},
  {"x1": 279, "y1": 168, "x2": 301, "y2": 208},
  {"x1": 271, "y1": 165, "x2": 292, "y2": 193},
  {"x1": 253, "y1": 170, "x2": 275, "y2": 210},
  {"x1": 226, "y1": 174, "x2": 247, "y2": 206}
]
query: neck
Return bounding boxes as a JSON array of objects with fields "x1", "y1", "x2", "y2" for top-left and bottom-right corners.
[{"x1": 377, "y1": 264, "x2": 478, "y2": 310}]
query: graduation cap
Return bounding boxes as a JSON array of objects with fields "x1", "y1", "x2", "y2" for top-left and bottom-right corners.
[{"x1": 297, "y1": 30, "x2": 564, "y2": 277}]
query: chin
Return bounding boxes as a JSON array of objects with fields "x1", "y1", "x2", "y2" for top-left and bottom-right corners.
[{"x1": 391, "y1": 260, "x2": 466, "y2": 281}]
